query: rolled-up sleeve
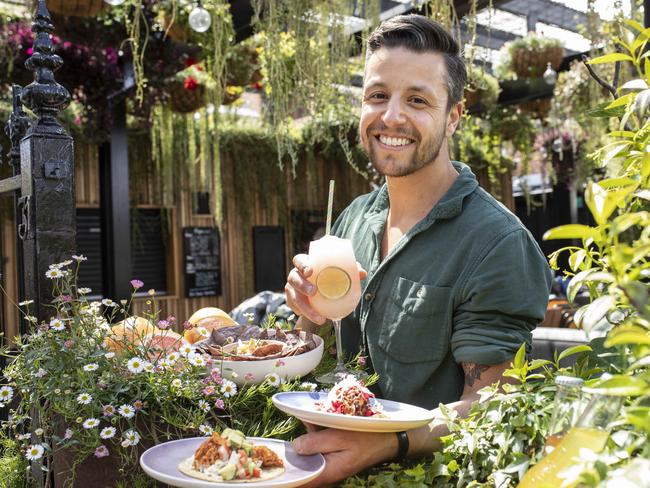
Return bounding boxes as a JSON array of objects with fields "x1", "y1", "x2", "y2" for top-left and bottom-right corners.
[{"x1": 451, "y1": 228, "x2": 553, "y2": 365}]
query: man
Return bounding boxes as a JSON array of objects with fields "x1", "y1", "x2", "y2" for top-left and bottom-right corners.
[{"x1": 284, "y1": 14, "x2": 552, "y2": 485}]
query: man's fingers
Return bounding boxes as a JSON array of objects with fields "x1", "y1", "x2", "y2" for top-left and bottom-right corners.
[
  {"x1": 287, "y1": 267, "x2": 316, "y2": 297},
  {"x1": 292, "y1": 254, "x2": 313, "y2": 277},
  {"x1": 292, "y1": 429, "x2": 348, "y2": 455},
  {"x1": 357, "y1": 262, "x2": 368, "y2": 281}
]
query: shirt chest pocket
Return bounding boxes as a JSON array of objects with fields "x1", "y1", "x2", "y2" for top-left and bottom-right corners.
[{"x1": 377, "y1": 277, "x2": 452, "y2": 364}]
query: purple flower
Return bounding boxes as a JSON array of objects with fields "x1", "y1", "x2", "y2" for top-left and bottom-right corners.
[
  {"x1": 275, "y1": 359, "x2": 285, "y2": 367},
  {"x1": 130, "y1": 279, "x2": 144, "y2": 289},
  {"x1": 61, "y1": 295, "x2": 72, "y2": 303},
  {"x1": 202, "y1": 386, "x2": 215, "y2": 396},
  {"x1": 94, "y1": 445, "x2": 109, "y2": 458},
  {"x1": 214, "y1": 398, "x2": 225, "y2": 410},
  {"x1": 209, "y1": 368, "x2": 222, "y2": 384},
  {"x1": 157, "y1": 320, "x2": 169, "y2": 330}
]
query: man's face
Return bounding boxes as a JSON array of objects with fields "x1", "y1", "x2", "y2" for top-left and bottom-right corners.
[{"x1": 360, "y1": 47, "x2": 459, "y2": 177}]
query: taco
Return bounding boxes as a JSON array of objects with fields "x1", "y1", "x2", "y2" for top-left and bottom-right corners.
[{"x1": 178, "y1": 428, "x2": 285, "y2": 482}]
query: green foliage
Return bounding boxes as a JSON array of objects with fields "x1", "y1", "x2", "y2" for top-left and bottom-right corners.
[
  {"x1": 541, "y1": 17, "x2": 650, "y2": 485},
  {"x1": 0, "y1": 429, "x2": 34, "y2": 488}
]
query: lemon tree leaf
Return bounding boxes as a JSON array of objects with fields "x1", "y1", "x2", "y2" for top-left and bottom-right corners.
[
  {"x1": 605, "y1": 325, "x2": 650, "y2": 347},
  {"x1": 589, "y1": 53, "x2": 634, "y2": 64},
  {"x1": 543, "y1": 224, "x2": 600, "y2": 241}
]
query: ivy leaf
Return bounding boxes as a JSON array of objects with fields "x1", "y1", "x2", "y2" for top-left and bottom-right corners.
[
  {"x1": 588, "y1": 53, "x2": 634, "y2": 64},
  {"x1": 585, "y1": 374, "x2": 647, "y2": 396},
  {"x1": 557, "y1": 344, "x2": 592, "y2": 362},
  {"x1": 605, "y1": 324, "x2": 650, "y2": 347},
  {"x1": 543, "y1": 224, "x2": 600, "y2": 241}
]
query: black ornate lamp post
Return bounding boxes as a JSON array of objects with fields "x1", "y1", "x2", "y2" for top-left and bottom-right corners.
[{"x1": 1, "y1": 0, "x2": 76, "y2": 327}]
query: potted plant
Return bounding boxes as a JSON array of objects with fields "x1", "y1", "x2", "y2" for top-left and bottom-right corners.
[
  {"x1": 464, "y1": 64, "x2": 500, "y2": 112},
  {"x1": 167, "y1": 61, "x2": 210, "y2": 113},
  {"x1": 30, "y1": 0, "x2": 106, "y2": 18},
  {"x1": 506, "y1": 33, "x2": 565, "y2": 79}
]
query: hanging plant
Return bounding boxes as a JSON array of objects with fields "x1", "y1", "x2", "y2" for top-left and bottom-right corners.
[
  {"x1": 503, "y1": 34, "x2": 565, "y2": 79},
  {"x1": 464, "y1": 64, "x2": 501, "y2": 112},
  {"x1": 167, "y1": 61, "x2": 211, "y2": 113}
]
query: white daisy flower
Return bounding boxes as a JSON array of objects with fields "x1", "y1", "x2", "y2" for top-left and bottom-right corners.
[
  {"x1": 171, "y1": 379, "x2": 182, "y2": 388},
  {"x1": 78, "y1": 287, "x2": 92, "y2": 295},
  {"x1": 82, "y1": 418, "x2": 99, "y2": 429},
  {"x1": 197, "y1": 327, "x2": 209, "y2": 338},
  {"x1": 230, "y1": 371, "x2": 239, "y2": 379},
  {"x1": 300, "y1": 382, "x2": 317, "y2": 392},
  {"x1": 198, "y1": 424, "x2": 213, "y2": 436},
  {"x1": 101, "y1": 299, "x2": 116, "y2": 307},
  {"x1": 99, "y1": 427, "x2": 116, "y2": 439},
  {"x1": 18, "y1": 300, "x2": 34, "y2": 306},
  {"x1": 166, "y1": 352, "x2": 179, "y2": 363},
  {"x1": 34, "y1": 428, "x2": 44, "y2": 436},
  {"x1": 104, "y1": 352, "x2": 115, "y2": 360},
  {"x1": 159, "y1": 358, "x2": 171, "y2": 369},
  {"x1": 49, "y1": 318, "x2": 66, "y2": 331},
  {"x1": 198, "y1": 400, "x2": 210, "y2": 412},
  {"x1": 72, "y1": 254, "x2": 87, "y2": 262},
  {"x1": 76, "y1": 392, "x2": 92, "y2": 405},
  {"x1": 220, "y1": 380, "x2": 237, "y2": 398},
  {"x1": 0, "y1": 386, "x2": 14, "y2": 403},
  {"x1": 83, "y1": 363, "x2": 98, "y2": 372},
  {"x1": 143, "y1": 362, "x2": 155, "y2": 373},
  {"x1": 45, "y1": 269, "x2": 64, "y2": 279},
  {"x1": 25, "y1": 444, "x2": 45, "y2": 461},
  {"x1": 118, "y1": 404, "x2": 135, "y2": 419},
  {"x1": 179, "y1": 344, "x2": 195, "y2": 357},
  {"x1": 127, "y1": 357, "x2": 145, "y2": 374},
  {"x1": 187, "y1": 353, "x2": 206, "y2": 367},
  {"x1": 265, "y1": 372, "x2": 282, "y2": 387},
  {"x1": 122, "y1": 429, "x2": 141, "y2": 446}
]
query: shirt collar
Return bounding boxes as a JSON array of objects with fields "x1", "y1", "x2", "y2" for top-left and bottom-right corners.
[{"x1": 364, "y1": 161, "x2": 478, "y2": 220}]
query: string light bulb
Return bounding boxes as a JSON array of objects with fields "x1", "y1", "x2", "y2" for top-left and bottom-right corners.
[
  {"x1": 543, "y1": 62, "x2": 557, "y2": 85},
  {"x1": 189, "y1": 2, "x2": 211, "y2": 33}
]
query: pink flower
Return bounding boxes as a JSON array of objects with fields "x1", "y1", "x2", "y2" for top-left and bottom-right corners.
[
  {"x1": 244, "y1": 373, "x2": 254, "y2": 382},
  {"x1": 62, "y1": 295, "x2": 72, "y2": 303},
  {"x1": 64, "y1": 340, "x2": 74, "y2": 349},
  {"x1": 26, "y1": 47, "x2": 33, "y2": 55},
  {"x1": 214, "y1": 398, "x2": 225, "y2": 410},
  {"x1": 357, "y1": 356, "x2": 367, "y2": 366},
  {"x1": 102, "y1": 405, "x2": 115, "y2": 417},
  {"x1": 63, "y1": 428, "x2": 73, "y2": 440},
  {"x1": 133, "y1": 400, "x2": 143, "y2": 410},
  {"x1": 209, "y1": 368, "x2": 222, "y2": 384},
  {"x1": 182, "y1": 321, "x2": 192, "y2": 330},
  {"x1": 157, "y1": 320, "x2": 169, "y2": 330},
  {"x1": 275, "y1": 359, "x2": 285, "y2": 367},
  {"x1": 202, "y1": 386, "x2": 215, "y2": 396},
  {"x1": 94, "y1": 445, "x2": 109, "y2": 458},
  {"x1": 166, "y1": 315, "x2": 177, "y2": 325},
  {"x1": 130, "y1": 279, "x2": 144, "y2": 289}
]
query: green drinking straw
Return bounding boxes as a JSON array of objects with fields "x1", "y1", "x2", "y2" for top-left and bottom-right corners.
[{"x1": 325, "y1": 180, "x2": 335, "y2": 236}]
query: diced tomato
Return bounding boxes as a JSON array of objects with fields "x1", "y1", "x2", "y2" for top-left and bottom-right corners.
[{"x1": 253, "y1": 467, "x2": 261, "y2": 478}]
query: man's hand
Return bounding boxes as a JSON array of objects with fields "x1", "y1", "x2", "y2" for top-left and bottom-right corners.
[
  {"x1": 292, "y1": 428, "x2": 398, "y2": 487},
  {"x1": 285, "y1": 254, "x2": 367, "y2": 326}
]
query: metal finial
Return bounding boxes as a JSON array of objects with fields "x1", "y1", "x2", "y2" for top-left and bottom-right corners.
[{"x1": 20, "y1": 0, "x2": 71, "y2": 136}]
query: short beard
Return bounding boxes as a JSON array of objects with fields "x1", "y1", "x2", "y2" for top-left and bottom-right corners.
[{"x1": 364, "y1": 123, "x2": 447, "y2": 178}]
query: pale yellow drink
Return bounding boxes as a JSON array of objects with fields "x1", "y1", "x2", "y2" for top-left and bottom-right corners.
[
  {"x1": 518, "y1": 427, "x2": 609, "y2": 488},
  {"x1": 307, "y1": 235, "x2": 361, "y2": 320}
]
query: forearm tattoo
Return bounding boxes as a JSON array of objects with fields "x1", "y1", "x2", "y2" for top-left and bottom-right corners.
[{"x1": 462, "y1": 362, "x2": 489, "y2": 387}]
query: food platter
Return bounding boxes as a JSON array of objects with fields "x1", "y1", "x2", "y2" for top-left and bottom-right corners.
[
  {"x1": 140, "y1": 437, "x2": 325, "y2": 488},
  {"x1": 271, "y1": 392, "x2": 436, "y2": 433}
]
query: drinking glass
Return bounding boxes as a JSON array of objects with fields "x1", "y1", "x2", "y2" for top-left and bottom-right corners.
[{"x1": 307, "y1": 235, "x2": 364, "y2": 383}]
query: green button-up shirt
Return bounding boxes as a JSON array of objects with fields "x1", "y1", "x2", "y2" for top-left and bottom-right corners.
[{"x1": 332, "y1": 162, "x2": 553, "y2": 409}]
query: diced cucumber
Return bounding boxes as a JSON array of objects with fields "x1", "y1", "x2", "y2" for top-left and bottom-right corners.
[{"x1": 218, "y1": 463, "x2": 237, "y2": 481}]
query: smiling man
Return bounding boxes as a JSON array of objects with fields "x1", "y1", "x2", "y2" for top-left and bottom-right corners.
[{"x1": 284, "y1": 14, "x2": 552, "y2": 485}]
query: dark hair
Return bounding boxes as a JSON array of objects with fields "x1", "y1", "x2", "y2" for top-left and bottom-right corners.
[{"x1": 366, "y1": 14, "x2": 466, "y2": 110}]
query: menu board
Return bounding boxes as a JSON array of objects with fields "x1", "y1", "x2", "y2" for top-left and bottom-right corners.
[{"x1": 183, "y1": 227, "x2": 221, "y2": 298}]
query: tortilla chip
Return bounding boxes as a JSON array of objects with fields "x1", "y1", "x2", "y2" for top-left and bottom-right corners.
[{"x1": 178, "y1": 456, "x2": 285, "y2": 483}]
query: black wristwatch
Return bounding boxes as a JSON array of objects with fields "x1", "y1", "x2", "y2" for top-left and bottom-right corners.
[{"x1": 394, "y1": 431, "x2": 409, "y2": 461}]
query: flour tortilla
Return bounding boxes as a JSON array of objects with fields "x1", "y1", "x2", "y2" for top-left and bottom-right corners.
[{"x1": 178, "y1": 456, "x2": 285, "y2": 483}]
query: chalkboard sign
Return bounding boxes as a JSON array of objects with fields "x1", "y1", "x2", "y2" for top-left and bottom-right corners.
[{"x1": 183, "y1": 227, "x2": 222, "y2": 298}]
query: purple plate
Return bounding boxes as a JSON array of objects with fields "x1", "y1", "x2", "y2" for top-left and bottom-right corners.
[{"x1": 140, "y1": 437, "x2": 325, "y2": 488}]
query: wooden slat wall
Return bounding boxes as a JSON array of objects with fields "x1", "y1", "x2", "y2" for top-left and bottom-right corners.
[
  {"x1": 0, "y1": 196, "x2": 19, "y2": 343},
  {"x1": 1, "y1": 139, "x2": 513, "y2": 334}
]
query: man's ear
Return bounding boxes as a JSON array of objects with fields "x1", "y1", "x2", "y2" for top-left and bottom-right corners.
[{"x1": 446, "y1": 102, "x2": 463, "y2": 137}]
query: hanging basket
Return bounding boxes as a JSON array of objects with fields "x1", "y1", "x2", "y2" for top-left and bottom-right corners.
[
  {"x1": 44, "y1": 0, "x2": 107, "y2": 18},
  {"x1": 168, "y1": 80, "x2": 206, "y2": 113},
  {"x1": 511, "y1": 45, "x2": 565, "y2": 79},
  {"x1": 520, "y1": 98, "x2": 552, "y2": 119}
]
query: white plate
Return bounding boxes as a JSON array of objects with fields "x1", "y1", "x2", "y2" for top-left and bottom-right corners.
[
  {"x1": 210, "y1": 336, "x2": 324, "y2": 386},
  {"x1": 272, "y1": 392, "x2": 435, "y2": 433},
  {"x1": 140, "y1": 437, "x2": 325, "y2": 488}
]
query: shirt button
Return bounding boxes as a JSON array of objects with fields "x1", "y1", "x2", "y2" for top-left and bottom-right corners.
[
  {"x1": 364, "y1": 292, "x2": 374, "y2": 301},
  {"x1": 416, "y1": 287, "x2": 425, "y2": 298}
]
